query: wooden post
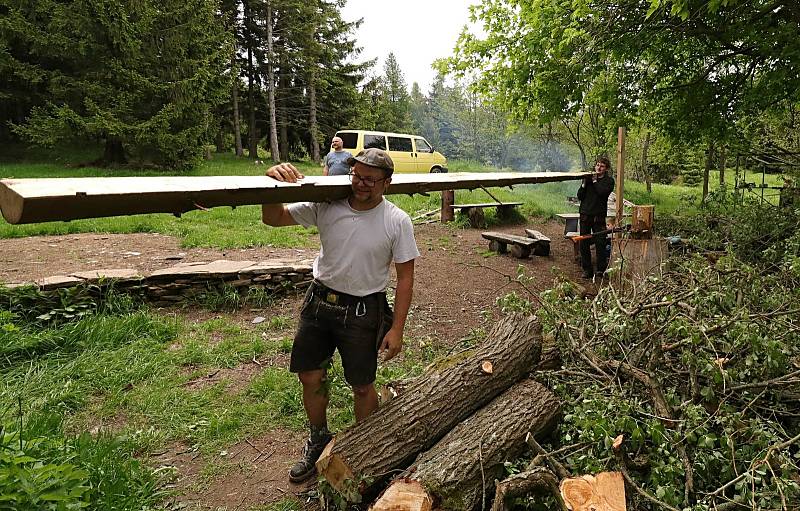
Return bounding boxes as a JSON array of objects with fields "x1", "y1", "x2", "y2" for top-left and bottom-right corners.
[
  {"x1": 441, "y1": 190, "x2": 454, "y2": 223},
  {"x1": 615, "y1": 127, "x2": 625, "y2": 237}
]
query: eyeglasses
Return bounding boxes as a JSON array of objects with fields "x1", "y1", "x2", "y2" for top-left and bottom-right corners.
[{"x1": 348, "y1": 171, "x2": 387, "y2": 187}]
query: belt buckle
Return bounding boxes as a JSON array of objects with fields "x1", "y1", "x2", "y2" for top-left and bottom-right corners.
[{"x1": 325, "y1": 292, "x2": 339, "y2": 305}]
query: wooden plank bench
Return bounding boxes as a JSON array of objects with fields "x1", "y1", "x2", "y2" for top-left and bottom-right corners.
[
  {"x1": 524, "y1": 229, "x2": 551, "y2": 256},
  {"x1": 555, "y1": 213, "x2": 580, "y2": 237},
  {"x1": 454, "y1": 202, "x2": 523, "y2": 227},
  {"x1": 481, "y1": 231, "x2": 538, "y2": 259}
]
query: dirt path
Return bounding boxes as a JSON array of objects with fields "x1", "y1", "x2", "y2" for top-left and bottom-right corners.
[{"x1": 0, "y1": 219, "x2": 589, "y2": 509}]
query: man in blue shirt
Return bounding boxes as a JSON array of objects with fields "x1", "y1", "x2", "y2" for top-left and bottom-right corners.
[{"x1": 322, "y1": 136, "x2": 352, "y2": 176}]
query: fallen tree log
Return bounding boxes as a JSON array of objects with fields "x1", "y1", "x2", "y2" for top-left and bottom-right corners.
[
  {"x1": 370, "y1": 378, "x2": 560, "y2": 510},
  {"x1": 491, "y1": 468, "x2": 562, "y2": 511},
  {"x1": 316, "y1": 313, "x2": 543, "y2": 502}
]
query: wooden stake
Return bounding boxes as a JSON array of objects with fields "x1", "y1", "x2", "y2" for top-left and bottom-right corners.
[
  {"x1": 616, "y1": 127, "x2": 625, "y2": 237},
  {"x1": 441, "y1": 190, "x2": 455, "y2": 223}
]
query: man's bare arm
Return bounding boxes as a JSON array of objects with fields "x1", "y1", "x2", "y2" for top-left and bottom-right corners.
[
  {"x1": 261, "y1": 203, "x2": 297, "y2": 226},
  {"x1": 262, "y1": 163, "x2": 305, "y2": 226},
  {"x1": 380, "y1": 259, "x2": 414, "y2": 361}
]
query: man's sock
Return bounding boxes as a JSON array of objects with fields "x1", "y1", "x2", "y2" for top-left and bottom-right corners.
[{"x1": 310, "y1": 423, "x2": 331, "y2": 443}]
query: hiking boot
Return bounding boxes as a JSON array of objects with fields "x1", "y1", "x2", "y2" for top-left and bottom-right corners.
[{"x1": 288, "y1": 432, "x2": 332, "y2": 483}]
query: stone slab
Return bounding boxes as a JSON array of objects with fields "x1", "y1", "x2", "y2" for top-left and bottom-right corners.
[
  {"x1": 38, "y1": 275, "x2": 82, "y2": 290},
  {"x1": 72, "y1": 268, "x2": 143, "y2": 281},
  {"x1": 240, "y1": 259, "x2": 314, "y2": 275},
  {"x1": 149, "y1": 260, "x2": 256, "y2": 278}
]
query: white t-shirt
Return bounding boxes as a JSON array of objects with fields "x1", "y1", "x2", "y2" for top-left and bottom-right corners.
[{"x1": 287, "y1": 198, "x2": 420, "y2": 296}]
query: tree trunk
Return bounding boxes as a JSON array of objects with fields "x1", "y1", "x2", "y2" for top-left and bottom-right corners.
[
  {"x1": 231, "y1": 30, "x2": 244, "y2": 156},
  {"x1": 308, "y1": 71, "x2": 321, "y2": 164},
  {"x1": 641, "y1": 131, "x2": 652, "y2": 194},
  {"x1": 103, "y1": 137, "x2": 127, "y2": 165},
  {"x1": 264, "y1": 1, "x2": 280, "y2": 163},
  {"x1": 561, "y1": 117, "x2": 587, "y2": 170},
  {"x1": 317, "y1": 313, "x2": 543, "y2": 502},
  {"x1": 719, "y1": 146, "x2": 727, "y2": 185},
  {"x1": 232, "y1": 59, "x2": 244, "y2": 157},
  {"x1": 214, "y1": 124, "x2": 225, "y2": 153},
  {"x1": 247, "y1": 45, "x2": 258, "y2": 159},
  {"x1": 702, "y1": 140, "x2": 714, "y2": 201},
  {"x1": 372, "y1": 379, "x2": 561, "y2": 511},
  {"x1": 245, "y1": 0, "x2": 258, "y2": 159},
  {"x1": 278, "y1": 42, "x2": 290, "y2": 162},
  {"x1": 491, "y1": 468, "x2": 562, "y2": 511}
]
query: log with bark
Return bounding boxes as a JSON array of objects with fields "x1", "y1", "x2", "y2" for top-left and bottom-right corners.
[
  {"x1": 370, "y1": 378, "x2": 561, "y2": 510},
  {"x1": 316, "y1": 313, "x2": 543, "y2": 502}
]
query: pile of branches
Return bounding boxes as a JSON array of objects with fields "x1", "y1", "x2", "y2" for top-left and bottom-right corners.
[{"x1": 525, "y1": 252, "x2": 800, "y2": 510}]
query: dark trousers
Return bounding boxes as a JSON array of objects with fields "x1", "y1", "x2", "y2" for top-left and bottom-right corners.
[{"x1": 579, "y1": 214, "x2": 608, "y2": 273}]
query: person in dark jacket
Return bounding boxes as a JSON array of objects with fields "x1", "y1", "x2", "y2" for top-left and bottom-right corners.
[{"x1": 577, "y1": 157, "x2": 615, "y2": 278}]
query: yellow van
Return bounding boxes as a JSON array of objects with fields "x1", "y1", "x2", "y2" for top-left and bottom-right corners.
[{"x1": 334, "y1": 130, "x2": 448, "y2": 173}]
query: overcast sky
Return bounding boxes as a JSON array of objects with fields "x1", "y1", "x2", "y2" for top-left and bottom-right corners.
[{"x1": 340, "y1": 0, "x2": 482, "y2": 94}]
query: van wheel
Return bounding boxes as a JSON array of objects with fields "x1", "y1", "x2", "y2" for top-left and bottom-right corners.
[{"x1": 430, "y1": 166, "x2": 444, "y2": 173}]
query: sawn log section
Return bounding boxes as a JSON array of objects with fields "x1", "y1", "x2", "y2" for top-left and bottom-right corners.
[
  {"x1": 372, "y1": 379, "x2": 561, "y2": 511},
  {"x1": 316, "y1": 313, "x2": 543, "y2": 502},
  {"x1": 0, "y1": 171, "x2": 589, "y2": 224}
]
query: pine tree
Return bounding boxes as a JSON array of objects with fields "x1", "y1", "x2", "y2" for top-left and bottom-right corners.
[
  {"x1": 4, "y1": 0, "x2": 231, "y2": 169},
  {"x1": 375, "y1": 53, "x2": 412, "y2": 132}
]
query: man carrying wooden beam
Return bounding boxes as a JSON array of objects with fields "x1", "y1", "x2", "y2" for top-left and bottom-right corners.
[
  {"x1": 261, "y1": 148, "x2": 419, "y2": 483},
  {"x1": 577, "y1": 157, "x2": 615, "y2": 279}
]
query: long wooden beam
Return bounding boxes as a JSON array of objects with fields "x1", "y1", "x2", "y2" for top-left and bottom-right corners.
[{"x1": 0, "y1": 171, "x2": 589, "y2": 224}]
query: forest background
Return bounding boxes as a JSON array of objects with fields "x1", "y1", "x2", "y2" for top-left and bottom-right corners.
[{"x1": 4, "y1": 0, "x2": 798, "y2": 187}]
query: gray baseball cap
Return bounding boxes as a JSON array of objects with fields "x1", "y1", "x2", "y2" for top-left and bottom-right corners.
[{"x1": 347, "y1": 148, "x2": 394, "y2": 173}]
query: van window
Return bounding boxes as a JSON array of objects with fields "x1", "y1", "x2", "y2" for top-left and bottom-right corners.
[
  {"x1": 364, "y1": 134, "x2": 387, "y2": 150},
  {"x1": 337, "y1": 132, "x2": 358, "y2": 149},
  {"x1": 415, "y1": 138, "x2": 433, "y2": 153},
  {"x1": 388, "y1": 136, "x2": 413, "y2": 152}
]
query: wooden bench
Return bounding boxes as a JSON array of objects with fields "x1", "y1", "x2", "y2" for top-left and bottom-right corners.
[
  {"x1": 556, "y1": 212, "x2": 628, "y2": 237},
  {"x1": 481, "y1": 231, "x2": 538, "y2": 259},
  {"x1": 524, "y1": 229, "x2": 551, "y2": 256},
  {"x1": 555, "y1": 213, "x2": 580, "y2": 237},
  {"x1": 454, "y1": 202, "x2": 523, "y2": 227}
]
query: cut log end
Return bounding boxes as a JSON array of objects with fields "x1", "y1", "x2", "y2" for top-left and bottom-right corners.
[
  {"x1": 481, "y1": 360, "x2": 494, "y2": 374},
  {"x1": 559, "y1": 472, "x2": 626, "y2": 511},
  {"x1": 370, "y1": 479, "x2": 433, "y2": 511},
  {"x1": 316, "y1": 438, "x2": 357, "y2": 499}
]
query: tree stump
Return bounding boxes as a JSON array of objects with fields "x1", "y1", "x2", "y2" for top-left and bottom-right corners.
[
  {"x1": 467, "y1": 206, "x2": 485, "y2": 228},
  {"x1": 371, "y1": 379, "x2": 561, "y2": 510},
  {"x1": 317, "y1": 314, "x2": 543, "y2": 502}
]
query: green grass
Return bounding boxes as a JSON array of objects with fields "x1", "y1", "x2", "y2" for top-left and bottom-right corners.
[
  {"x1": 0, "y1": 280, "x2": 457, "y2": 508},
  {"x1": 0, "y1": 282, "x2": 451, "y2": 444}
]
